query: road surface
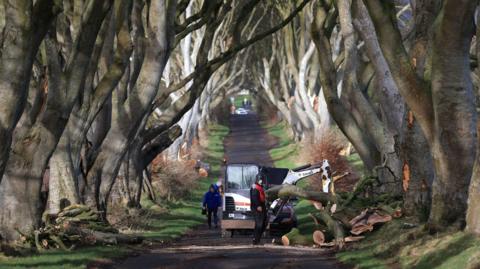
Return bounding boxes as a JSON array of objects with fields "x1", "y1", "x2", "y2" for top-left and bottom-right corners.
[{"x1": 115, "y1": 114, "x2": 350, "y2": 269}]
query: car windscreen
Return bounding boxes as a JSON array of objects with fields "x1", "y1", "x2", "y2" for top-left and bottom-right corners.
[{"x1": 227, "y1": 165, "x2": 258, "y2": 190}]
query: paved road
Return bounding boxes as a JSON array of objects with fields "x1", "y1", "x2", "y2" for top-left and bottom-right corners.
[
  {"x1": 115, "y1": 114, "x2": 350, "y2": 269},
  {"x1": 117, "y1": 220, "x2": 348, "y2": 269},
  {"x1": 223, "y1": 114, "x2": 276, "y2": 166}
]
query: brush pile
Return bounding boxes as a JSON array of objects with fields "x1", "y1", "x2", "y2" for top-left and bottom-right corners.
[{"x1": 17, "y1": 204, "x2": 143, "y2": 252}]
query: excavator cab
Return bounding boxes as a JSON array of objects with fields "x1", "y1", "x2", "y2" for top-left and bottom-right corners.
[
  {"x1": 221, "y1": 164, "x2": 293, "y2": 235},
  {"x1": 221, "y1": 162, "x2": 331, "y2": 236}
]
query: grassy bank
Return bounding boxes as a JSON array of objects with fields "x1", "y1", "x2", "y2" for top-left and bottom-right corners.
[
  {"x1": 264, "y1": 121, "x2": 299, "y2": 169},
  {"x1": 337, "y1": 220, "x2": 480, "y2": 269},
  {"x1": 336, "y1": 143, "x2": 480, "y2": 268},
  {"x1": 0, "y1": 123, "x2": 229, "y2": 269}
]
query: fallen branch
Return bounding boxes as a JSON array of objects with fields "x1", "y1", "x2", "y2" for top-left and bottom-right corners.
[
  {"x1": 266, "y1": 184, "x2": 339, "y2": 205},
  {"x1": 310, "y1": 211, "x2": 345, "y2": 249},
  {"x1": 19, "y1": 204, "x2": 143, "y2": 251},
  {"x1": 344, "y1": 176, "x2": 377, "y2": 206},
  {"x1": 281, "y1": 228, "x2": 313, "y2": 246}
]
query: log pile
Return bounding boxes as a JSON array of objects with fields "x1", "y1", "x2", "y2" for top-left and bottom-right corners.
[
  {"x1": 349, "y1": 208, "x2": 392, "y2": 235},
  {"x1": 268, "y1": 176, "x2": 398, "y2": 249},
  {"x1": 18, "y1": 205, "x2": 143, "y2": 252}
]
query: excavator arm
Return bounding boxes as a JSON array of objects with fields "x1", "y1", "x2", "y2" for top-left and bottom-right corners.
[
  {"x1": 281, "y1": 160, "x2": 331, "y2": 192},
  {"x1": 269, "y1": 160, "x2": 332, "y2": 220}
]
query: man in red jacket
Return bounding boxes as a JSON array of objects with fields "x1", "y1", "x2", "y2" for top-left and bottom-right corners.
[{"x1": 250, "y1": 173, "x2": 267, "y2": 245}]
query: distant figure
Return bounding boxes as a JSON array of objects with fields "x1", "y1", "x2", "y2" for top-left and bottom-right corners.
[
  {"x1": 250, "y1": 174, "x2": 267, "y2": 245},
  {"x1": 215, "y1": 180, "x2": 224, "y2": 226},
  {"x1": 202, "y1": 184, "x2": 222, "y2": 229},
  {"x1": 215, "y1": 180, "x2": 224, "y2": 196}
]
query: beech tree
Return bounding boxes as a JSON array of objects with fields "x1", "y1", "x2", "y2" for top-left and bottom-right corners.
[
  {"x1": 1, "y1": 0, "x2": 479, "y2": 244},
  {"x1": 0, "y1": 0, "x2": 312, "y2": 241}
]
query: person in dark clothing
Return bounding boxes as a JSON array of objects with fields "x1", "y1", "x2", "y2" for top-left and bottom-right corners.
[
  {"x1": 250, "y1": 174, "x2": 267, "y2": 245},
  {"x1": 203, "y1": 184, "x2": 222, "y2": 228}
]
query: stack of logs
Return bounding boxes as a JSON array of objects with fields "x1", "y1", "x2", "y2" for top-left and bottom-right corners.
[
  {"x1": 18, "y1": 204, "x2": 143, "y2": 252},
  {"x1": 267, "y1": 182, "x2": 399, "y2": 249}
]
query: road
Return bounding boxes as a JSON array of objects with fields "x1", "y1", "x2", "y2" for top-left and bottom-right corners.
[{"x1": 115, "y1": 113, "x2": 350, "y2": 269}]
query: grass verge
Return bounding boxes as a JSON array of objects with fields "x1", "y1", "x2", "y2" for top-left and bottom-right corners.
[
  {"x1": 336, "y1": 220, "x2": 480, "y2": 269},
  {"x1": 337, "y1": 144, "x2": 480, "y2": 269},
  {"x1": 264, "y1": 121, "x2": 299, "y2": 169},
  {"x1": 0, "y1": 123, "x2": 229, "y2": 269}
]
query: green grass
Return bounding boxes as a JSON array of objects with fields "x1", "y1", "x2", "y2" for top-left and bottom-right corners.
[
  {"x1": 346, "y1": 153, "x2": 364, "y2": 178},
  {"x1": 232, "y1": 94, "x2": 252, "y2": 108},
  {"x1": 0, "y1": 246, "x2": 129, "y2": 269},
  {"x1": 265, "y1": 121, "x2": 299, "y2": 169},
  {"x1": 0, "y1": 123, "x2": 229, "y2": 269},
  {"x1": 137, "y1": 123, "x2": 228, "y2": 242},
  {"x1": 336, "y1": 219, "x2": 480, "y2": 269}
]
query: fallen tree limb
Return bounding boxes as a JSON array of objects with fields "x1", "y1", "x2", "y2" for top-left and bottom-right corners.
[
  {"x1": 18, "y1": 204, "x2": 143, "y2": 251},
  {"x1": 266, "y1": 184, "x2": 339, "y2": 205},
  {"x1": 310, "y1": 211, "x2": 345, "y2": 249},
  {"x1": 344, "y1": 176, "x2": 377, "y2": 206},
  {"x1": 333, "y1": 172, "x2": 350, "y2": 182},
  {"x1": 281, "y1": 228, "x2": 313, "y2": 246}
]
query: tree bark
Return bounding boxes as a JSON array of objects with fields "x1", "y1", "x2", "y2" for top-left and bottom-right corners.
[
  {"x1": 85, "y1": 0, "x2": 177, "y2": 218},
  {"x1": 365, "y1": 0, "x2": 478, "y2": 229},
  {"x1": 49, "y1": 0, "x2": 133, "y2": 213},
  {"x1": 311, "y1": 4, "x2": 380, "y2": 170},
  {"x1": 0, "y1": 0, "x2": 60, "y2": 179},
  {"x1": 428, "y1": 0, "x2": 477, "y2": 229},
  {"x1": 0, "y1": 0, "x2": 112, "y2": 241}
]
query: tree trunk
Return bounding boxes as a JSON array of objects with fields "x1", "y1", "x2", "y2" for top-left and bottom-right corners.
[
  {"x1": 466, "y1": 132, "x2": 480, "y2": 235},
  {"x1": 428, "y1": 1, "x2": 477, "y2": 229},
  {"x1": 85, "y1": 0, "x2": 177, "y2": 217},
  {"x1": 311, "y1": 5, "x2": 380, "y2": 170},
  {"x1": 465, "y1": 10, "x2": 480, "y2": 235},
  {"x1": 0, "y1": 0, "x2": 59, "y2": 178},
  {"x1": 0, "y1": 0, "x2": 112, "y2": 241},
  {"x1": 401, "y1": 111, "x2": 434, "y2": 220},
  {"x1": 48, "y1": 139, "x2": 81, "y2": 215}
]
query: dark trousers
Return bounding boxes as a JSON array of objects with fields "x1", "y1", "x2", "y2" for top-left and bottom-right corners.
[
  {"x1": 207, "y1": 207, "x2": 218, "y2": 227},
  {"x1": 253, "y1": 210, "x2": 267, "y2": 244}
]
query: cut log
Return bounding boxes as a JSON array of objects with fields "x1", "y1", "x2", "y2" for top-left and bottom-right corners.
[
  {"x1": 320, "y1": 242, "x2": 336, "y2": 247},
  {"x1": 344, "y1": 236, "x2": 364, "y2": 242},
  {"x1": 311, "y1": 201, "x2": 324, "y2": 210},
  {"x1": 310, "y1": 211, "x2": 345, "y2": 249},
  {"x1": 349, "y1": 208, "x2": 392, "y2": 235},
  {"x1": 64, "y1": 227, "x2": 143, "y2": 245},
  {"x1": 367, "y1": 212, "x2": 392, "y2": 225},
  {"x1": 313, "y1": 230, "x2": 325, "y2": 245},
  {"x1": 281, "y1": 228, "x2": 313, "y2": 246},
  {"x1": 351, "y1": 223, "x2": 374, "y2": 235},
  {"x1": 198, "y1": 168, "x2": 208, "y2": 177},
  {"x1": 266, "y1": 185, "x2": 338, "y2": 205},
  {"x1": 349, "y1": 209, "x2": 369, "y2": 226}
]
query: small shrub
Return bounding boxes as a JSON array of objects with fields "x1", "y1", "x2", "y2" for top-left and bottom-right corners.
[
  {"x1": 300, "y1": 130, "x2": 359, "y2": 192},
  {"x1": 150, "y1": 158, "x2": 199, "y2": 202}
]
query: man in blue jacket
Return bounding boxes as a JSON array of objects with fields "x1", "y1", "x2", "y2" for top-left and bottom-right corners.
[{"x1": 203, "y1": 184, "x2": 222, "y2": 229}]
